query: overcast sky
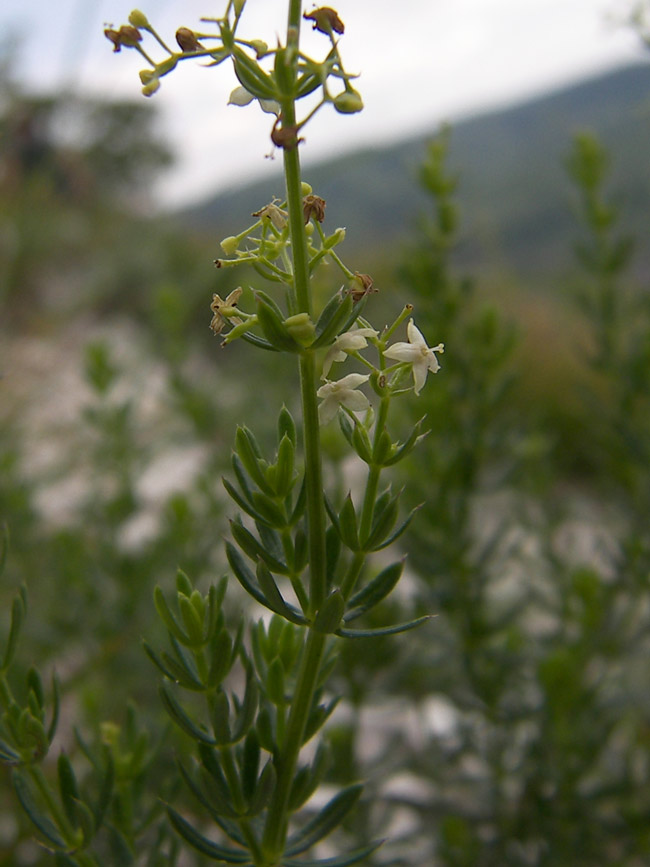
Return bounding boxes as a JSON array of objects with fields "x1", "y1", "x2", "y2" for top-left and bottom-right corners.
[{"x1": 1, "y1": 0, "x2": 646, "y2": 207}]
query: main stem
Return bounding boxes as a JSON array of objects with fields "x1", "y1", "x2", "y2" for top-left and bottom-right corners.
[{"x1": 260, "y1": 2, "x2": 329, "y2": 861}]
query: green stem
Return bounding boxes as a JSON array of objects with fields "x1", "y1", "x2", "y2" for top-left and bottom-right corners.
[
  {"x1": 261, "y1": 629, "x2": 326, "y2": 861},
  {"x1": 260, "y1": 3, "x2": 330, "y2": 863}
]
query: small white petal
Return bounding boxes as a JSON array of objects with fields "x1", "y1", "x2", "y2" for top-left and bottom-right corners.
[
  {"x1": 383, "y1": 341, "x2": 418, "y2": 363},
  {"x1": 228, "y1": 85, "x2": 254, "y2": 106},
  {"x1": 339, "y1": 390, "x2": 370, "y2": 413},
  {"x1": 406, "y1": 319, "x2": 427, "y2": 348}
]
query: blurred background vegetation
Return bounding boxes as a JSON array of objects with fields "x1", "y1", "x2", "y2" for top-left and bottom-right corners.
[{"x1": 1, "y1": 35, "x2": 650, "y2": 866}]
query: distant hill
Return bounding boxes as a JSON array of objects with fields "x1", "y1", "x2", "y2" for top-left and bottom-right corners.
[{"x1": 177, "y1": 63, "x2": 650, "y2": 281}]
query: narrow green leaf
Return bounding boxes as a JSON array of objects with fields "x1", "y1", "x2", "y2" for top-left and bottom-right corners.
[
  {"x1": 351, "y1": 421, "x2": 372, "y2": 464},
  {"x1": 274, "y1": 434, "x2": 296, "y2": 498},
  {"x1": 344, "y1": 560, "x2": 404, "y2": 622},
  {"x1": 285, "y1": 784, "x2": 363, "y2": 856},
  {"x1": 246, "y1": 758, "x2": 276, "y2": 816},
  {"x1": 311, "y1": 293, "x2": 353, "y2": 348},
  {"x1": 240, "y1": 331, "x2": 279, "y2": 351},
  {"x1": 27, "y1": 667, "x2": 45, "y2": 712},
  {"x1": 337, "y1": 616, "x2": 434, "y2": 639},
  {"x1": 57, "y1": 753, "x2": 80, "y2": 828},
  {"x1": 159, "y1": 684, "x2": 216, "y2": 745},
  {"x1": 232, "y1": 668, "x2": 259, "y2": 743},
  {"x1": 372, "y1": 429, "x2": 394, "y2": 465},
  {"x1": 207, "y1": 629, "x2": 234, "y2": 689},
  {"x1": 178, "y1": 759, "x2": 242, "y2": 829},
  {"x1": 240, "y1": 730, "x2": 260, "y2": 802},
  {"x1": 153, "y1": 586, "x2": 187, "y2": 643},
  {"x1": 256, "y1": 561, "x2": 308, "y2": 625},
  {"x1": 361, "y1": 491, "x2": 400, "y2": 551},
  {"x1": 296, "y1": 70, "x2": 321, "y2": 98},
  {"x1": 223, "y1": 478, "x2": 269, "y2": 525},
  {"x1": 276, "y1": 405, "x2": 296, "y2": 445},
  {"x1": 338, "y1": 494, "x2": 360, "y2": 551},
  {"x1": 210, "y1": 691, "x2": 231, "y2": 745},
  {"x1": 232, "y1": 49, "x2": 277, "y2": 101},
  {"x1": 3, "y1": 593, "x2": 26, "y2": 671},
  {"x1": 287, "y1": 743, "x2": 328, "y2": 811},
  {"x1": 226, "y1": 543, "x2": 268, "y2": 609},
  {"x1": 382, "y1": 419, "x2": 429, "y2": 466},
  {"x1": 235, "y1": 427, "x2": 274, "y2": 495},
  {"x1": 0, "y1": 739, "x2": 21, "y2": 764},
  {"x1": 231, "y1": 520, "x2": 289, "y2": 575},
  {"x1": 73, "y1": 797, "x2": 95, "y2": 847},
  {"x1": 304, "y1": 697, "x2": 339, "y2": 744},
  {"x1": 256, "y1": 294, "x2": 301, "y2": 353},
  {"x1": 250, "y1": 491, "x2": 287, "y2": 528},
  {"x1": 47, "y1": 673, "x2": 61, "y2": 744},
  {"x1": 12, "y1": 770, "x2": 68, "y2": 848},
  {"x1": 266, "y1": 658, "x2": 285, "y2": 706},
  {"x1": 367, "y1": 505, "x2": 421, "y2": 552},
  {"x1": 178, "y1": 595, "x2": 205, "y2": 646},
  {"x1": 175, "y1": 569, "x2": 193, "y2": 596},
  {"x1": 313, "y1": 591, "x2": 345, "y2": 635},
  {"x1": 166, "y1": 806, "x2": 251, "y2": 862},
  {"x1": 284, "y1": 843, "x2": 383, "y2": 867},
  {"x1": 92, "y1": 747, "x2": 114, "y2": 831}
]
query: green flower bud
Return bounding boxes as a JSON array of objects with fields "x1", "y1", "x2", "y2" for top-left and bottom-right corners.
[
  {"x1": 141, "y1": 78, "x2": 161, "y2": 97},
  {"x1": 333, "y1": 89, "x2": 364, "y2": 114},
  {"x1": 221, "y1": 235, "x2": 239, "y2": 255},
  {"x1": 128, "y1": 9, "x2": 150, "y2": 29},
  {"x1": 284, "y1": 313, "x2": 316, "y2": 346},
  {"x1": 324, "y1": 227, "x2": 346, "y2": 249},
  {"x1": 250, "y1": 39, "x2": 268, "y2": 58},
  {"x1": 301, "y1": 181, "x2": 313, "y2": 196}
]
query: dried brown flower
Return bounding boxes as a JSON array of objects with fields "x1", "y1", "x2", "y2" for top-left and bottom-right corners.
[
  {"x1": 303, "y1": 7, "x2": 345, "y2": 35},
  {"x1": 176, "y1": 28, "x2": 204, "y2": 52},
  {"x1": 252, "y1": 201, "x2": 289, "y2": 230},
  {"x1": 349, "y1": 272, "x2": 378, "y2": 302},
  {"x1": 303, "y1": 195, "x2": 326, "y2": 224},
  {"x1": 271, "y1": 119, "x2": 304, "y2": 151},
  {"x1": 104, "y1": 25, "x2": 142, "y2": 52}
]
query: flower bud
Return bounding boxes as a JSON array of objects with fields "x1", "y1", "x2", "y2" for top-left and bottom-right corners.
[
  {"x1": 104, "y1": 24, "x2": 142, "y2": 52},
  {"x1": 176, "y1": 27, "x2": 203, "y2": 52},
  {"x1": 250, "y1": 39, "x2": 268, "y2": 58},
  {"x1": 220, "y1": 236, "x2": 239, "y2": 255},
  {"x1": 301, "y1": 181, "x2": 313, "y2": 196},
  {"x1": 333, "y1": 89, "x2": 363, "y2": 114},
  {"x1": 128, "y1": 9, "x2": 150, "y2": 29},
  {"x1": 284, "y1": 313, "x2": 316, "y2": 347},
  {"x1": 324, "y1": 227, "x2": 346, "y2": 249},
  {"x1": 142, "y1": 78, "x2": 161, "y2": 96}
]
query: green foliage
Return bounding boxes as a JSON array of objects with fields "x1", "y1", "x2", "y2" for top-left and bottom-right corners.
[{"x1": 2, "y1": 5, "x2": 650, "y2": 867}]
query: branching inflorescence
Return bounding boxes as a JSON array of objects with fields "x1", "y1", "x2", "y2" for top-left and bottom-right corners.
[{"x1": 101, "y1": 3, "x2": 444, "y2": 865}]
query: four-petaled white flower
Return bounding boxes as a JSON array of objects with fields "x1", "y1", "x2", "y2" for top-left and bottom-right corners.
[
  {"x1": 317, "y1": 373, "x2": 370, "y2": 425},
  {"x1": 210, "y1": 287, "x2": 243, "y2": 336},
  {"x1": 383, "y1": 319, "x2": 444, "y2": 395},
  {"x1": 321, "y1": 327, "x2": 378, "y2": 379}
]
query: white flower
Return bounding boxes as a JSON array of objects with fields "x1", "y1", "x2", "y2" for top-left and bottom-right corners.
[
  {"x1": 317, "y1": 373, "x2": 370, "y2": 425},
  {"x1": 383, "y1": 319, "x2": 444, "y2": 395},
  {"x1": 321, "y1": 327, "x2": 378, "y2": 379}
]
